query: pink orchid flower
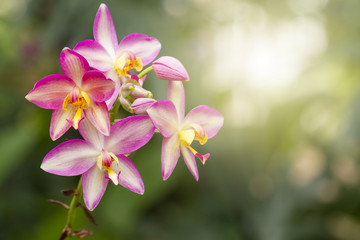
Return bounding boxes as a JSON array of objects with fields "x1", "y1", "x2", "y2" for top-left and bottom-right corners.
[
  {"x1": 74, "y1": 3, "x2": 161, "y2": 109},
  {"x1": 147, "y1": 81, "x2": 224, "y2": 181},
  {"x1": 26, "y1": 48, "x2": 115, "y2": 141},
  {"x1": 41, "y1": 116, "x2": 155, "y2": 211}
]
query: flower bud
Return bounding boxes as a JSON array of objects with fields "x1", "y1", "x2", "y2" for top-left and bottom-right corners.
[
  {"x1": 129, "y1": 85, "x2": 153, "y2": 99},
  {"x1": 131, "y1": 98, "x2": 157, "y2": 114},
  {"x1": 119, "y1": 95, "x2": 133, "y2": 113},
  {"x1": 152, "y1": 56, "x2": 189, "y2": 81}
]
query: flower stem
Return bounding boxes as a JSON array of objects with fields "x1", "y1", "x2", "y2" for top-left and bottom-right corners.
[
  {"x1": 66, "y1": 177, "x2": 82, "y2": 229},
  {"x1": 110, "y1": 97, "x2": 121, "y2": 124},
  {"x1": 138, "y1": 66, "x2": 153, "y2": 79},
  {"x1": 60, "y1": 177, "x2": 82, "y2": 240}
]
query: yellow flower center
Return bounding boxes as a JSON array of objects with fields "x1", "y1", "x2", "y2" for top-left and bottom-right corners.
[
  {"x1": 114, "y1": 52, "x2": 143, "y2": 77},
  {"x1": 62, "y1": 87, "x2": 90, "y2": 129},
  {"x1": 179, "y1": 128, "x2": 208, "y2": 157},
  {"x1": 96, "y1": 150, "x2": 120, "y2": 185}
]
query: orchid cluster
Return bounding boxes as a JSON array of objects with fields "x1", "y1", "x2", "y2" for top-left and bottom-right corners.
[{"x1": 26, "y1": 3, "x2": 223, "y2": 238}]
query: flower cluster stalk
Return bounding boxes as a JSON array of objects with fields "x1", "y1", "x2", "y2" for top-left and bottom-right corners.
[{"x1": 60, "y1": 177, "x2": 83, "y2": 240}]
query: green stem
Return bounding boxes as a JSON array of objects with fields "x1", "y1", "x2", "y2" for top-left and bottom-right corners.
[
  {"x1": 110, "y1": 97, "x2": 121, "y2": 124},
  {"x1": 138, "y1": 66, "x2": 153, "y2": 79},
  {"x1": 66, "y1": 177, "x2": 82, "y2": 229},
  {"x1": 61, "y1": 177, "x2": 82, "y2": 239}
]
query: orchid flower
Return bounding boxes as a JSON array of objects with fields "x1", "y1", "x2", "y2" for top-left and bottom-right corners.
[
  {"x1": 26, "y1": 48, "x2": 115, "y2": 140},
  {"x1": 74, "y1": 3, "x2": 161, "y2": 109},
  {"x1": 41, "y1": 116, "x2": 155, "y2": 210},
  {"x1": 147, "y1": 81, "x2": 224, "y2": 181}
]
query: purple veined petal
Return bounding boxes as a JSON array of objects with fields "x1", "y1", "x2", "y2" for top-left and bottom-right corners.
[
  {"x1": 152, "y1": 56, "x2": 189, "y2": 81},
  {"x1": 60, "y1": 48, "x2": 90, "y2": 86},
  {"x1": 167, "y1": 81, "x2": 185, "y2": 121},
  {"x1": 161, "y1": 134, "x2": 181, "y2": 181},
  {"x1": 131, "y1": 98, "x2": 156, "y2": 114},
  {"x1": 82, "y1": 164, "x2": 109, "y2": 211},
  {"x1": 74, "y1": 40, "x2": 114, "y2": 72},
  {"x1": 81, "y1": 70, "x2": 115, "y2": 102},
  {"x1": 93, "y1": 3, "x2": 118, "y2": 58},
  {"x1": 41, "y1": 139, "x2": 98, "y2": 176},
  {"x1": 112, "y1": 154, "x2": 144, "y2": 194},
  {"x1": 104, "y1": 68, "x2": 121, "y2": 110},
  {"x1": 79, "y1": 118, "x2": 105, "y2": 151},
  {"x1": 105, "y1": 115, "x2": 155, "y2": 154},
  {"x1": 84, "y1": 101, "x2": 110, "y2": 136},
  {"x1": 147, "y1": 100, "x2": 179, "y2": 138},
  {"x1": 117, "y1": 33, "x2": 161, "y2": 66},
  {"x1": 181, "y1": 146, "x2": 199, "y2": 181},
  {"x1": 50, "y1": 105, "x2": 77, "y2": 141},
  {"x1": 25, "y1": 74, "x2": 75, "y2": 109},
  {"x1": 183, "y1": 105, "x2": 224, "y2": 139}
]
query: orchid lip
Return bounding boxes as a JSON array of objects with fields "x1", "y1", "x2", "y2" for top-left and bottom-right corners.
[
  {"x1": 96, "y1": 149, "x2": 120, "y2": 185},
  {"x1": 179, "y1": 127, "x2": 209, "y2": 164},
  {"x1": 62, "y1": 87, "x2": 91, "y2": 130},
  {"x1": 114, "y1": 51, "x2": 143, "y2": 77}
]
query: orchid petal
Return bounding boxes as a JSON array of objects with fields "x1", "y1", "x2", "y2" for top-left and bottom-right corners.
[
  {"x1": 111, "y1": 154, "x2": 144, "y2": 194},
  {"x1": 104, "y1": 69, "x2": 121, "y2": 109},
  {"x1": 181, "y1": 146, "x2": 199, "y2": 181},
  {"x1": 117, "y1": 33, "x2": 161, "y2": 66},
  {"x1": 60, "y1": 48, "x2": 90, "y2": 86},
  {"x1": 25, "y1": 74, "x2": 75, "y2": 109},
  {"x1": 167, "y1": 81, "x2": 185, "y2": 120},
  {"x1": 84, "y1": 101, "x2": 110, "y2": 136},
  {"x1": 74, "y1": 40, "x2": 114, "y2": 71},
  {"x1": 161, "y1": 134, "x2": 181, "y2": 180},
  {"x1": 79, "y1": 119, "x2": 105, "y2": 151},
  {"x1": 147, "y1": 100, "x2": 179, "y2": 138},
  {"x1": 153, "y1": 56, "x2": 189, "y2": 81},
  {"x1": 82, "y1": 164, "x2": 108, "y2": 211},
  {"x1": 183, "y1": 105, "x2": 224, "y2": 139},
  {"x1": 93, "y1": 3, "x2": 118, "y2": 58},
  {"x1": 50, "y1": 105, "x2": 77, "y2": 141},
  {"x1": 81, "y1": 70, "x2": 115, "y2": 102},
  {"x1": 41, "y1": 139, "x2": 98, "y2": 176},
  {"x1": 105, "y1": 115, "x2": 155, "y2": 154}
]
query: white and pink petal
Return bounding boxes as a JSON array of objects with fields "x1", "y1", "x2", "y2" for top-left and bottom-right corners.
[
  {"x1": 117, "y1": 33, "x2": 161, "y2": 66},
  {"x1": 147, "y1": 100, "x2": 180, "y2": 138},
  {"x1": 183, "y1": 105, "x2": 224, "y2": 139},
  {"x1": 93, "y1": 3, "x2": 118, "y2": 58},
  {"x1": 167, "y1": 81, "x2": 185, "y2": 121},
  {"x1": 25, "y1": 74, "x2": 74, "y2": 109},
  {"x1": 105, "y1": 115, "x2": 155, "y2": 154},
  {"x1": 181, "y1": 146, "x2": 199, "y2": 181},
  {"x1": 82, "y1": 164, "x2": 109, "y2": 211},
  {"x1": 60, "y1": 48, "x2": 90, "y2": 86},
  {"x1": 84, "y1": 101, "x2": 110, "y2": 136},
  {"x1": 50, "y1": 105, "x2": 77, "y2": 141},
  {"x1": 41, "y1": 139, "x2": 98, "y2": 176},
  {"x1": 74, "y1": 40, "x2": 114, "y2": 71},
  {"x1": 79, "y1": 119, "x2": 105, "y2": 151},
  {"x1": 112, "y1": 154, "x2": 144, "y2": 194},
  {"x1": 161, "y1": 134, "x2": 181, "y2": 181},
  {"x1": 81, "y1": 70, "x2": 115, "y2": 102}
]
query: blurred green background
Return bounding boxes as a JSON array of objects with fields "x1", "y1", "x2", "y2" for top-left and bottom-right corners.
[{"x1": 1, "y1": 0, "x2": 360, "y2": 239}]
